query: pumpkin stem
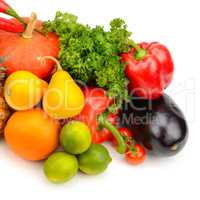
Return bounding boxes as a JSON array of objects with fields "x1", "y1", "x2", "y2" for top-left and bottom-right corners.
[
  {"x1": 22, "y1": 12, "x2": 37, "y2": 39},
  {"x1": 37, "y1": 56, "x2": 63, "y2": 71}
]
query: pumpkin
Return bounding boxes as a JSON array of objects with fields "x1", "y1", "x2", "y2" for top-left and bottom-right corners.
[{"x1": 0, "y1": 13, "x2": 59, "y2": 79}]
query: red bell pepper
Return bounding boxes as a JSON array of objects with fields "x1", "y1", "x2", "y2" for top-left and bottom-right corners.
[
  {"x1": 121, "y1": 41, "x2": 174, "y2": 99},
  {"x1": 76, "y1": 87, "x2": 126, "y2": 154}
]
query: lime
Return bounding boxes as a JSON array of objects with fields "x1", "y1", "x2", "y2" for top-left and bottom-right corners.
[
  {"x1": 43, "y1": 152, "x2": 78, "y2": 183},
  {"x1": 78, "y1": 144, "x2": 112, "y2": 175},
  {"x1": 60, "y1": 121, "x2": 91, "y2": 155}
]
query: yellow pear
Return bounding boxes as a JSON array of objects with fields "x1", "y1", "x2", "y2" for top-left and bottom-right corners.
[
  {"x1": 42, "y1": 57, "x2": 85, "y2": 119},
  {"x1": 4, "y1": 71, "x2": 48, "y2": 111}
]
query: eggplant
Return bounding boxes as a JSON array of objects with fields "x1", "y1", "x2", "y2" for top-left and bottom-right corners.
[{"x1": 120, "y1": 94, "x2": 188, "y2": 157}]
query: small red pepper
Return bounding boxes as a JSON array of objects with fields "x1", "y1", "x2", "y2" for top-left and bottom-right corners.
[
  {"x1": 82, "y1": 87, "x2": 111, "y2": 115},
  {"x1": 121, "y1": 41, "x2": 174, "y2": 99},
  {"x1": 111, "y1": 127, "x2": 133, "y2": 151},
  {"x1": 97, "y1": 112, "x2": 119, "y2": 143},
  {"x1": 110, "y1": 127, "x2": 146, "y2": 164},
  {"x1": 76, "y1": 87, "x2": 126, "y2": 154},
  {"x1": 0, "y1": 17, "x2": 24, "y2": 33}
]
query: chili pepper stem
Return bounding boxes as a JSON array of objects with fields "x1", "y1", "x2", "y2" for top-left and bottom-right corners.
[
  {"x1": 7, "y1": 6, "x2": 43, "y2": 35},
  {"x1": 0, "y1": 0, "x2": 25, "y2": 24},
  {"x1": 6, "y1": 7, "x2": 26, "y2": 25},
  {"x1": 98, "y1": 115, "x2": 126, "y2": 154},
  {"x1": 22, "y1": 12, "x2": 37, "y2": 39},
  {"x1": 128, "y1": 39, "x2": 147, "y2": 60}
]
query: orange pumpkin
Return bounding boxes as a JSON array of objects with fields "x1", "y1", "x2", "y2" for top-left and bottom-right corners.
[
  {"x1": 5, "y1": 108, "x2": 60, "y2": 161},
  {"x1": 0, "y1": 13, "x2": 59, "y2": 79}
]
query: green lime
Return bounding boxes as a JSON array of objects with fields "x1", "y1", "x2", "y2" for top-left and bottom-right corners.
[
  {"x1": 43, "y1": 152, "x2": 78, "y2": 183},
  {"x1": 60, "y1": 121, "x2": 91, "y2": 155},
  {"x1": 78, "y1": 144, "x2": 112, "y2": 175}
]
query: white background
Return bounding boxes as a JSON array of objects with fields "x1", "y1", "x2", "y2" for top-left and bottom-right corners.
[{"x1": 0, "y1": 0, "x2": 199, "y2": 199}]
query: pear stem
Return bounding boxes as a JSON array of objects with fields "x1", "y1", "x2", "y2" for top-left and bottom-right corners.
[
  {"x1": 37, "y1": 56, "x2": 63, "y2": 71},
  {"x1": 22, "y1": 12, "x2": 37, "y2": 39}
]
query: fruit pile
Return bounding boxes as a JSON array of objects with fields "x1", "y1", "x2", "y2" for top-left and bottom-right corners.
[{"x1": 0, "y1": 1, "x2": 188, "y2": 184}]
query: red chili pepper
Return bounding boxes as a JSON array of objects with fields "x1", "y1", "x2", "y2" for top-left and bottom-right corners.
[
  {"x1": 0, "y1": 0, "x2": 9, "y2": 13},
  {"x1": 0, "y1": 0, "x2": 25, "y2": 33},
  {"x1": 121, "y1": 41, "x2": 174, "y2": 99},
  {"x1": 0, "y1": 17, "x2": 24, "y2": 33},
  {"x1": 76, "y1": 87, "x2": 126, "y2": 154},
  {"x1": 0, "y1": 0, "x2": 25, "y2": 24}
]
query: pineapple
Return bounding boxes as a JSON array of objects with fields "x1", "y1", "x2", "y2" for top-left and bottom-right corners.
[{"x1": 0, "y1": 65, "x2": 10, "y2": 135}]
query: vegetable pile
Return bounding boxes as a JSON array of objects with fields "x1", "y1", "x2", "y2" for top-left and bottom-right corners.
[{"x1": 0, "y1": 0, "x2": 188, "y2": 184}]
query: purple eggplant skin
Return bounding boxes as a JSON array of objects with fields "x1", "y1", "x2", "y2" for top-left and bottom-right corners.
[{"x1": 120, "y1": 94, "x2": 188, "y2": 157}]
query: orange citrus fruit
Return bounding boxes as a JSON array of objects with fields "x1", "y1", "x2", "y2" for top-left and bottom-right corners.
[{"x1": 5, "y1": 108, "x2": 60, "y2": 161}]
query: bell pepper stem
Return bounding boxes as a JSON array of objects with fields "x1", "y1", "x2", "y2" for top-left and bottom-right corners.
[
  {"x1": 128, "y1": 39, "x2": 147, "y2": 60},
  {"x1": 128, "y1": 39, "x2": 141, "y2": 51},
  {"x1": 98, "y1": 115, "x2": 126, "y2": 154}
]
